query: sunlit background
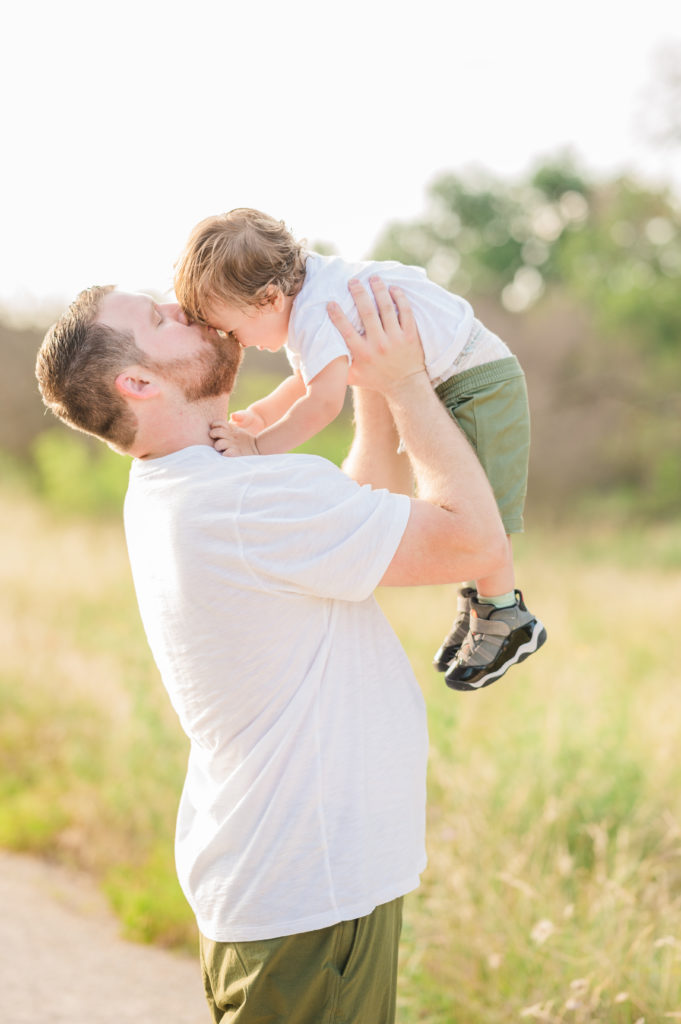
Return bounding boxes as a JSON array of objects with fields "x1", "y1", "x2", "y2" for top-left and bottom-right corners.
[
  {"x1": 2, "y1": 0, "x2": 680, "y2": 317},
  {"x1": 3, "y1": 5, "x2": 681, "y2": 1019}
]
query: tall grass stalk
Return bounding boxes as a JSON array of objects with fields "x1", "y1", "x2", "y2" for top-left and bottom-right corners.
[{"x1": 1, "y1": 484, "x2": 680, "y2": 1020}]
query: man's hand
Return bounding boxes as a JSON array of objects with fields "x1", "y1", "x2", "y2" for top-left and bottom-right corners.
[
  {"x1": 210, "y1": 420, "x2": 260, "y2": 457},
  {"x1": 327, "y1": 277, "x2": 425, "y2": 393}
]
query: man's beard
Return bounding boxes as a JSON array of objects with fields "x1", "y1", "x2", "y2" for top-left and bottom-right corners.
[{"x1": 148, "y1": 330, "x2": 243, "y2": 402}]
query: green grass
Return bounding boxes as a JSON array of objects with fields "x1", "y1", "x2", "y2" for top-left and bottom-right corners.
[
  {"x1": 381, "y1": 531, "x2": 681, "y2": 1022},
  {"x1": 1, "y1": 479, "x2": 681, "y2": 1021}
]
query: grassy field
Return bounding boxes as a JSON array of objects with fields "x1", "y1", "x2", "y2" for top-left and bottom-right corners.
[{"x1": 1, "y1": 476, "x2": 680, "y2": 1023}]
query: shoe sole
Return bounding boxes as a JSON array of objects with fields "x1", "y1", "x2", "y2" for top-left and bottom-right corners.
[
  {"x1": 446, "y1": 620, "x2": 547, "y2": 692},
  {"x1": 433, "y1": 644, "x2": 463, "y2": 673}
]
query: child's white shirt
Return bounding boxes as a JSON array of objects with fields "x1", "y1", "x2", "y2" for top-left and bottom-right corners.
[{"x1": 287, "y1": 252, "x2": 503, "y2": 387}]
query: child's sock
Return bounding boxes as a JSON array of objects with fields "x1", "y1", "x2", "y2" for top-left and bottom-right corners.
[{"x1": 476, "y1": 590, "x2": 516, "y2": 610}]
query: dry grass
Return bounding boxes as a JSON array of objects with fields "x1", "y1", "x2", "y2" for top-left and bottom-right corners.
[
  {"x1": 0, "y1": 487, "x2": 188, "y2": 907},
  {"x1": 2, "y1": 483, "x2": 681, "y2": 1020},
  {"x1": 380, "y1": 530, "x2": 681, "y2": 1022}
]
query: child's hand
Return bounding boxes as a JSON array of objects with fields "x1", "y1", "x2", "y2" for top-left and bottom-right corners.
[
  {"x1": 210, "y1": 420, "x2": 260, "y2": 457},
  {"x1": 230, "y1": 407, "x2": 267, "y2": 435}
]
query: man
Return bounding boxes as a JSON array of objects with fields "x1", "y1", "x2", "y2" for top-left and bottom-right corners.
[{"x1": 36, "y1": 277, "x2": 506, "y2": 1023}]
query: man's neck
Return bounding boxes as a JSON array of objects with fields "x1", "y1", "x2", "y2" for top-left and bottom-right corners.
[{"x1": 133, "y1": 396, "x2": 230, "y2": 460}]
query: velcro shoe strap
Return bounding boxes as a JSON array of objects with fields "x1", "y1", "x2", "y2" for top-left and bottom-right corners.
[{"x1": 470, "y1": 616, "x2": 510, "y2": 638}]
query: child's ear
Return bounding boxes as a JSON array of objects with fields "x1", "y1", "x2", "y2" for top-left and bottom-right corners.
[
  {"x1": 267, "y1": 288, "x2": 286, "y2": 312},
  {"x1": 115, "y1": 368, "x2": 161, "y2": 400}
]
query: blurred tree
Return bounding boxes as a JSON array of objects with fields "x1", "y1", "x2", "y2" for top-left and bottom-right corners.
[
  {"x1": 0, "y1": 320, "x2": 51, "y2": 456},
  {"x1": 373, "y1": 154, "x2": 681, "y2": 346},
  {"x1": 372, "y1": 153, "x2": 592, "y2": 310},
  {"x1": 3, "y1": 154, "x2": 680, "y2": 519},
  {"x1": 371, "y1": 155, "x2": 681, "y2": 516}
]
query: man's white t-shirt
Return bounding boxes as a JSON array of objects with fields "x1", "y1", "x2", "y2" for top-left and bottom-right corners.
[
  {"x1": 287, "y1": 252, "x2": 476, "y2": 386},
  {"x1": 124, "y1": 445, "x2": 428, "y2": 942}
]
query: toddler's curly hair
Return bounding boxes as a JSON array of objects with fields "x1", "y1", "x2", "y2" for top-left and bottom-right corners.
[{"x1": 174, "y1": 207, "x2": 307, "y2": 324}]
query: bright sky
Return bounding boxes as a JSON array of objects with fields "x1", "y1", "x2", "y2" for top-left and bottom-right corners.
[{"x1": 3, "y1": 0, "x2": 680, "y2": 319}]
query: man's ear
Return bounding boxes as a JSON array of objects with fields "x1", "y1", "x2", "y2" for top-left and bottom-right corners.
[{"x1": 114, "y1": 368, "x2": 161, "y2": 400}]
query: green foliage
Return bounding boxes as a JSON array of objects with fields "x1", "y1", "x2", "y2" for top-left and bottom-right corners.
[
  {"x1": 293, "y1": 412, "x2": 353, "y2": 466},
  {"x1": 373, "y1": 154, "x2": 681, "y2": 353},
  {"x1": 530, "y1": 161, "x2": 590, "y2": 201},
  {"x1": 553, "y1": 175, "x2": 681, "y2": 350},
  {"x1": 372, "y1": 154, "x2": 593, "y2": 306},
  {"x1": 372, "y1": 154, "x2": 681, "y2": 517},
  {"x1": 0, "y1": 671, "x2": 106, "y2": 853},
  {"x1": 105, "y1": 848, "x2": 194, "y2": 950},
  {"x1": 0, "y1": 448, "x2": 33, "y2": 489},
  {"x1": 25, "y1": 371, "x2": 354, "y2": 521},
  {"x1": 32, "y1": 429, "x2": 130, "y2": 516}
]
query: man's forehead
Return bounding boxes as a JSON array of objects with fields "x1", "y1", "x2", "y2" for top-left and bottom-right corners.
[
  {"x1": 97, "y1": 290, "x2": 152, "y2": 326},
  {"x1": 101, "y1": 290, "x2": 152, "y2": 309}
]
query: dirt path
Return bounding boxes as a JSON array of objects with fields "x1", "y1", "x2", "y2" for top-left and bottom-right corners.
[{"x1": 0, "y1": 849, "x2": 208, "y2": 1023}]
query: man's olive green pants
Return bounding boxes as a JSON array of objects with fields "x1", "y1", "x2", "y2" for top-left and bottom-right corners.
[{"x1": 199, "y1": 896, "x2": 404, "y2": 1023}]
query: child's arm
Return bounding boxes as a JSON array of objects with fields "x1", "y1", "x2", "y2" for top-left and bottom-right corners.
[
  {"x1": 211, "y1": 357, "x2": 349, "y2": 457},
  {"x1": 231, "y1": 373, "x2": 307, "y2": 434},
  {"x1": 254, "y1": 356, "x2": 349, "y2": 454}
]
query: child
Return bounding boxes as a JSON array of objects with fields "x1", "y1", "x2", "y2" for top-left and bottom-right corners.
[{"x1": 174, "y1": 207, "x2": 546, "y2": 691}]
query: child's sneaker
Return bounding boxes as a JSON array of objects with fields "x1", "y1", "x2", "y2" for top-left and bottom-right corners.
[
  {"x1": 444, "y1": 590, "x2": 546, "y2": 691},
  {"x1": 432, "y1": 587, "x2": 477, "y2": 672}
]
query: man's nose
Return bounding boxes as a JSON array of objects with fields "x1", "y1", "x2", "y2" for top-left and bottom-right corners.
[{"x1": 160, "y1": 303, "x2": 189, "y2": 325}]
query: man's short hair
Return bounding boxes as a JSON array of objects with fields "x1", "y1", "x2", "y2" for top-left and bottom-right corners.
[
  {"x1": 174, "y1": 208, "x2": 307, "y2": 325},
  {"x1": 36, "y1": 285, "x2": 146, "y2": 451}
]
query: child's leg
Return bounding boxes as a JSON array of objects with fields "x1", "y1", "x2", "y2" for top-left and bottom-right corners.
[
  {"x1": 444, "y1": 584, "x2": 546, "y2": 692},
  {"x1": 445, "y1": 532, "x2": 545, "y2": 692},
  {"x1": 432, "y1": 538, "x2": 517, "y2": 674},
  {"x1": 475, "y1": 535, "x2": 515, "y2": 605},
  {"x1": 433, "y1": 355, "x2": 546, "y2": 688},
  {"x1": 432, "y1": 584, "x2": 477, "y2": 672}
]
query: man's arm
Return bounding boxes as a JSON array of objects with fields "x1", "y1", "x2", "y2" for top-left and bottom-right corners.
[
  {"x1": 342, "y1": 388, "x2": 414, "y2": 495},
  {"x1": 328, "y1": 277, "x2": 508, "y2": 587}
]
